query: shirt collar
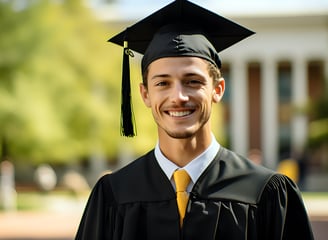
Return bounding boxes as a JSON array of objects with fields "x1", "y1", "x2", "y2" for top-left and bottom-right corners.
[{"x1": 155, "y1": 134, "x2": 220, "y2": 185}]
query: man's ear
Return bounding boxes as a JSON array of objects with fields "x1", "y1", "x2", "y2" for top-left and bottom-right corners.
[
  {"x1": 139, "y1": 83, "x2": 151, "y2": 107},
  {"x1": 213, "y1": 77, "x2": 225, "y2": 103}
]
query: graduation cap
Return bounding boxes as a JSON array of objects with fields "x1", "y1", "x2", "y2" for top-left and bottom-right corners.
[{"x1": 108, "y1": 0, "x2": 254, "y2": 137}]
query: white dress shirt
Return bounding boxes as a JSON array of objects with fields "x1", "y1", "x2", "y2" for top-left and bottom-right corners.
[{"x1": 154, "y1": 134, "x2": 220, "y2": 192}]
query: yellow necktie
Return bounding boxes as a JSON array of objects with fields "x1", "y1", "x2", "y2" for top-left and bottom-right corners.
[{"x1": 173, "y1": 169, "x2": 191, "y2": 226}]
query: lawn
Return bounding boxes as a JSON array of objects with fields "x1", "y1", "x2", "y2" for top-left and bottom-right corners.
[{"x1": 1, "y1": 190, "x2": 89, "y2": 212}]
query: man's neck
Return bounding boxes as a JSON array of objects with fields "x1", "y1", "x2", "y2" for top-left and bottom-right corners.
[{"x1": 158, "y1": 131, "x2": 212, "y2": 167}]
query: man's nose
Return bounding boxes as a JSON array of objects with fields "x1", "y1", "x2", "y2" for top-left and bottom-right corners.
[{"x1": 170, "y1": 83, "x2": 189, "y2": 103}]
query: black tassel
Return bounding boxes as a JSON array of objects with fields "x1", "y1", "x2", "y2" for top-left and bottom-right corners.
[{"x1": 121, "y1": 41, "x2": 136, "y2": 137}]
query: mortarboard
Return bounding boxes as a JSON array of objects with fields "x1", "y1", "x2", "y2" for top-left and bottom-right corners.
[{"x1": 108, "y1": 0, "x2": 254, "y2": 137}]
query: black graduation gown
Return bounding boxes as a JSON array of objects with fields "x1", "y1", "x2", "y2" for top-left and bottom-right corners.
[{"x1": 75, "y1": 147, "x2": 314, "y2": 240}]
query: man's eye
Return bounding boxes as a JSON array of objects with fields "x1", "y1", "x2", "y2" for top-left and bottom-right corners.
[
  {"x1": 155, "y1": 81, "x2": 167, "y2": 86},
  {"x1": 187, "y1": 80, "x2": 202, "y2": 85}
]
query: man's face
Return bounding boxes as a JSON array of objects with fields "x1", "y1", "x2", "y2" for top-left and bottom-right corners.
[{"x1": 140, "y1": 57, "x2": 224, "y2": 139}]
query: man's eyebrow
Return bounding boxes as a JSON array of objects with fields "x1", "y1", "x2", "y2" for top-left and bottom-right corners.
[
  {"x1": 150, "y1": 72, "x2": 205, "y2": 81},
  {"x1": 184, "y1": 73, "x2": 202, "y2": 77},
  {"x1": 150, "y1": 74, "x2": 170, "y2": 80}
]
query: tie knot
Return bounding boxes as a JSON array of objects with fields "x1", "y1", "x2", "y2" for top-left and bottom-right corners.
[{"x1": 173, "y1": 169, "x2": 190, "y2": 192}]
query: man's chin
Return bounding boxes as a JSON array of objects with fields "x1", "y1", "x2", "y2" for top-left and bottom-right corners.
[{"x1": 165, "y1": 130, "x2": 194, "y2": 139}]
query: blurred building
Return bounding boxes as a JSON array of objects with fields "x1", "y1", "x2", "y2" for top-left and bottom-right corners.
[
  {"x1": 219, "y1": 13, "x2": 328, "y2": 169},
  {"x1": 95, "y1": 1, "x2": 328, "y2": 189},
  {"x1": 218, "y1": 12, "x2": 328, "y2": 190}
]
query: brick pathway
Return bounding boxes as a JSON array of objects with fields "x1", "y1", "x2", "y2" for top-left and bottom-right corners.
[{"x1": 0, "y1": 211, "x2": 81, "y2": 240}]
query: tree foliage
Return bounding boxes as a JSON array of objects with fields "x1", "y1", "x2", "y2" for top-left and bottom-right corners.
[
  {"x1": 308, "y1": 94, "x2": 328, "y2": 147},
  {"x1": 0, "y1": 0, "x2": 157, "y2": 164}
]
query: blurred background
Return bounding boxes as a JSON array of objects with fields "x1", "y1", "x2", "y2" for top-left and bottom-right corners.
[{"x1": 0, "y1": 0, "x2": 327, "y2": 239}]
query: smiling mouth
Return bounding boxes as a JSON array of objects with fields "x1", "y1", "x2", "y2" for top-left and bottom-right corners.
[{"x1": 167, "y1": 110, "x2": 194, "y2": 117}]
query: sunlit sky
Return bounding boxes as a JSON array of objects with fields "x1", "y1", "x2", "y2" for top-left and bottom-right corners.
[{"x1": 89, "y1": 0, "x2": 328, "y2": 20}]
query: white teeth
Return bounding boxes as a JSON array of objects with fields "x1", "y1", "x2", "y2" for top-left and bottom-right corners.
[{"x1": 169, "y1": 111, "x2": 191, "y2": 117}]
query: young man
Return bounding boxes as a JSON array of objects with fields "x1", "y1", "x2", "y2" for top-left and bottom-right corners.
[{"x1": 75, "y1": 1, "x2": 313, "y2": 239}]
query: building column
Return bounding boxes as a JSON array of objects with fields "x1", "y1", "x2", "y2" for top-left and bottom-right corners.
[
  {"x1": 291, "y1": 58, "x2": 308, "y2": 154},
  {"x1": 230, "y1": 59, "x2": 249, "y2": 156},
  {"x1": 261, "y1": 59, "x2": 279, "y2": 169},
  {"x1": 325, "y1": 57, "x2": 328, "y2": 95}
]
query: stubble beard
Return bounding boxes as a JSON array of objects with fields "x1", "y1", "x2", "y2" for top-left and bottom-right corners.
[
  {"x1": 165, "y1": 129, "x2": 194, "y2": 139},
  {"x1": 160, "y1": 114, "x2": 211, "y2": 140}
]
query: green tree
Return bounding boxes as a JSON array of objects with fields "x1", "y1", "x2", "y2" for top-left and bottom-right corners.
[
  {"x1": 308, "y1": 94, "x2": 328, "y2": 147},
  {"x1": 0, "y1": 0, "x2": 157, "y2": 164}
]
